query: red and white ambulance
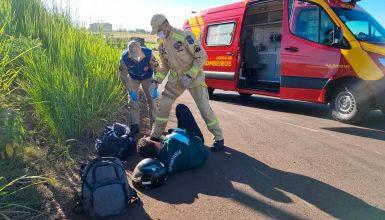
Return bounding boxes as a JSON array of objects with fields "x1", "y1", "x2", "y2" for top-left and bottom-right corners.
[{"x1": 183, "y1": 0, "x2": 385, "y2": 123}]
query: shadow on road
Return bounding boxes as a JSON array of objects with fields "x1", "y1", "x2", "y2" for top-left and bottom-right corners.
[
  {"x1": 211, "y1": 93, "x2": 385, "y2": 132},
  {"x1": 136, "y1": 147, "x2": 385, "y2": 220},
  {"x1": 322, "y1": 126, "x2": 385, "y2": 142}
]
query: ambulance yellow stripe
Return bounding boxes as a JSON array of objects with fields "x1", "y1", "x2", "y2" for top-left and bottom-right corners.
[
  {"x1": 196, "y1": 14, "x2": 205, "y2": 29},
  {"x1": 317, "y1": 0, "x2": 384, "y2": 81},
  {"x1": 341, "y1": 41, "x2": 383, "y2": 81},
  {"x1": 361, "y1": 42, "x2": 385, "y2": 56},
  {"x1": 188, "y1": 16, "x2": 201, "y2": 39},
  {"x1": 195, "y1": 14, "x2": 205, "y2": 39}
]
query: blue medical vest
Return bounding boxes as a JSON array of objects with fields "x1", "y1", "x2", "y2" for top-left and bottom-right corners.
[{"x1": 121, "y1": 47, "x2": 153, "y2": 80}]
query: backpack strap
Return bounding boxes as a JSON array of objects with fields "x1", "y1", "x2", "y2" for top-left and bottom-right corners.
[
  {"x1": 128, "y1": 188, "x2": 140, "y2": 204},
  {"x1": 73, "y1": 190, "x2": 84, "y2": 214},
  {"x1": 124, "y1": 170, "x2": 140, "y2": 204}
]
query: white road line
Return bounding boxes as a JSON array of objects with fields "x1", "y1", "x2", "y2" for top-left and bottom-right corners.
[{"x1": 280, "y1": 121, "x2": 319, "y2": 132}]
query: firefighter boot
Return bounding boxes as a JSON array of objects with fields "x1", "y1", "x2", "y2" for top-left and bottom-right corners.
[{"x1": 211, "y1": 139, "x2": 224, "y2": 152}]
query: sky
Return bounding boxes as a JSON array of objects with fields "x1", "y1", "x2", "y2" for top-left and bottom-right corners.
[{"x1": 55, "y1": 0, "x2": 385, "y2": 31}]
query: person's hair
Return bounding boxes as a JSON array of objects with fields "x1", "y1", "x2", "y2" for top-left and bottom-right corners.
[
  {"x1": 137, "y1": 137, "x2": 159, "y2": 158},
  {"x1": 127, "y1": 40, "x2": 140, "y2": 52}
]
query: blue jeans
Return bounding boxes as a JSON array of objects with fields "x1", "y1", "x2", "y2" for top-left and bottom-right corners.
[{"x1": 175, "y1": 104, "x2": 204, "y2": 143}]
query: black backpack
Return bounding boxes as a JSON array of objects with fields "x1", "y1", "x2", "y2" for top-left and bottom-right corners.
[
  {"x1": 95, "y1": 123, "x2": 136, "y2": 160},
  {"x1": 78, "y1": 157, "x2": 139, "y2": 219}
]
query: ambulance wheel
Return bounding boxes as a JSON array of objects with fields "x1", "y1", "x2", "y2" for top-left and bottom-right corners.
[
  {"x1": 239, "y1": 92, "x2": 252, "y2": 97},
  {"x1": 208, "y1": 87, "x2": 214, "y2": 99},
  {"x1": 331, "y1": 83, "x2": 369, "y2": 123}
]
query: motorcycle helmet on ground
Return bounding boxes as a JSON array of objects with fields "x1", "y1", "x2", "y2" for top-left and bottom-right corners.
[
  {"x1": 132, "y1": 158, "x2": 167, "y2": 188},
  {"x1": 112, "y1": 123, "x2": 130, "y2": 137}
]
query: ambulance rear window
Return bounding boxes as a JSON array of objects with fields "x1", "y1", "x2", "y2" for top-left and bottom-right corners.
[{"x1": 206, "y1": 23, "x2": 235, "y2": 46}]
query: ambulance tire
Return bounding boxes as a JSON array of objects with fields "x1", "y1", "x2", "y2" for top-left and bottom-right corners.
[
  {"x1": 208, "y1": 87, "x2": 214, "y2": 99},
  {"x1": 239, "y1": 92, "x2": 252, "y2": 98},
  {"x1": 331, "y1": 83, "x2": 369, "y2": 124}
]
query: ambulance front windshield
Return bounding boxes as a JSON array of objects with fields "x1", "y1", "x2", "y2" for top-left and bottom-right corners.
[{"x1": 332, "y1": 7, "x2": 385, "y2": 43}]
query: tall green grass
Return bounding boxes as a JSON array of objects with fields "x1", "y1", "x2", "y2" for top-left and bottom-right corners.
[
  {"x1": 0, "y1": 175, "x2": 53, "y2": 219},
  {"x1": 4, "y1": 0, "x2": 125, "y2": 140},
  {"x1": 0, "y1": 21, "x2": 19, "y2": 103}
]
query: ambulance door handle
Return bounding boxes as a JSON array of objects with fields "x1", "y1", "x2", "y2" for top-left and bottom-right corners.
[
  {"x1": 285, "y1": 47, "x2": 299, "y2": 52},
  {"x1": 227, "y1": 52, "x2": 234, "y2": 56}
]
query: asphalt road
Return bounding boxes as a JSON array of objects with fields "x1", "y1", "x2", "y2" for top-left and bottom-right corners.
[{"x1": 71, "y1": 88, "x2": 385, "y2": 220}]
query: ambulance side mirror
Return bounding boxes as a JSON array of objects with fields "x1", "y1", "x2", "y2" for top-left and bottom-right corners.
[{"x1": 333, "y1": 26, "x2": 343, "y2": 46}]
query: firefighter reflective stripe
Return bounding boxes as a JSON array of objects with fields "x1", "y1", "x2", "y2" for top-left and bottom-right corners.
[
  {"x1": 201, "y1": 82, "x2": 208, "y2": 88},
  {"x1": 156, "y1": 117, "x2": 168, "y2": 124},
  {"x1": 170, "y1": 70, "x2": 177, "y2": 77},
  {"x1": 190, "y1": 66, "x2": 200, "y2": 75},
  {"x1": 172, "y1": 32, "x2": 185, "y2": 41},
  {"x1": 207, "y1": 118, "x2": 219, "y2": 129},
  {"x1": 155, "y1": 72, "x2": 166, "y2": 80}
]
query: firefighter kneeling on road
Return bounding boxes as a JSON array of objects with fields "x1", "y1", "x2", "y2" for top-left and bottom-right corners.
[
  {"x1": 119, "y1": 40, "x2": 158, "y2": 135},
  {"x1": 148, "y1": 14, "x2": 224, "y2": 151}
]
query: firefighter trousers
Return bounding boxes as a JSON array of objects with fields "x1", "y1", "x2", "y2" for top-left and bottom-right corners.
[
  {"x1": 127, "y1": 77, "x2": 157, "y2": 126},
  {"x1": 151, "y1": 81, "x2": 223, "y2": 141}
]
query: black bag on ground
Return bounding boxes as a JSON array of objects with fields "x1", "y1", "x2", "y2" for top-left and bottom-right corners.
[
  {"x1": 79, "y1": 157, "x2": 139, "y2": 219},
  {"x1": 95, "y1": 123, "x2": 136, "y2": 160}
]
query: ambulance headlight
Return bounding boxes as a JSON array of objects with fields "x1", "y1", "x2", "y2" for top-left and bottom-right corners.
[{"x1": 379, "y1": 58, "x2": 385, "y2": 67}]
